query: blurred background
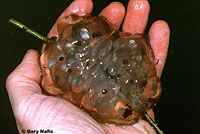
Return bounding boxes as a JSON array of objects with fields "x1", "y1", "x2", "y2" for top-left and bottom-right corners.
[{"x1": 1, "y1": 0, "x2": 199, "y2": 133}]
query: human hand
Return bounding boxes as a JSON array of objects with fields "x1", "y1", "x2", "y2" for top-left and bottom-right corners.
[{"x1": 6, "y1": 0, "x2": 170, "y2": 134}]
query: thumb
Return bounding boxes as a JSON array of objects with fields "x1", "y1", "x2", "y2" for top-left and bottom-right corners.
[{"x1": 6, "y1": 49, "x2": 41, "y2": 112}]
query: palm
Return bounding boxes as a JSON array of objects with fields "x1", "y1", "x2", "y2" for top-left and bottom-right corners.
[
  {"x1": 6, "y1": 0, "x2": 170, "y2": 134},
  {"x1": 19, "y1": 88, "x2": 155, "y2": 134}
]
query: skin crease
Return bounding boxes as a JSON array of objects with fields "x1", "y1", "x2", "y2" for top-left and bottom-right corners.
[{"x1": 6, "y1": 0, "x2": 170, "y2": 134}]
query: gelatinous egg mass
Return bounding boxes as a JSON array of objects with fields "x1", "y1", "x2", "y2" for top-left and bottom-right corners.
[{"x1": 40, "y1": 15, "x2": 161, "y2": 125}]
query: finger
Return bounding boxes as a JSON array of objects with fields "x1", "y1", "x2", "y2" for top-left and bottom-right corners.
[
  {"x1": 147, "y1": 109, "x2": 154, "y2": 120},
  {"x1": 132, "y1": 119, "x2": 157, "y2": 134},
  {"x1": 6, "y1": 50, "x2": 41, "y2": 108},
  {"x1": 99, "y1": 2, "x2": 125, "y2": 30},
  {"x1": 122, "y1": 0, "x2": 150, "y2": 34},
  {"x1": 102, "y1": 119, "x2": 156, "y2": 134},
  {"x1": 48, "y1": 0, "x2": 93, "y2": 38},
  {"x1": 148, "y1": 20, "x2": 170, "y2": 77}
]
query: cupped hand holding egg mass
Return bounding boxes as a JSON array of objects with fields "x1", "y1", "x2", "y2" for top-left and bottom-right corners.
[{"x1": 7, "y1": 0, "x2": 170, "y2": 134}]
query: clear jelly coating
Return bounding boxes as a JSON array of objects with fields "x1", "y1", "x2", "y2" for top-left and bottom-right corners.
[{"x1": 40, "y1": 15, "x2": 161, "y2": 125}]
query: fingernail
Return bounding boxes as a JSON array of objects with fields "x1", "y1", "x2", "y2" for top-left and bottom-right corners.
[
  {"x1": 22, "y1": 49, "x2": 32, "y2": 61},
  {"x1": 25, "y1": 49, "x2": 31, "y2": 56},
  {"x1": 112, "y1": 1, "x2": 121, "y2": 3}
]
